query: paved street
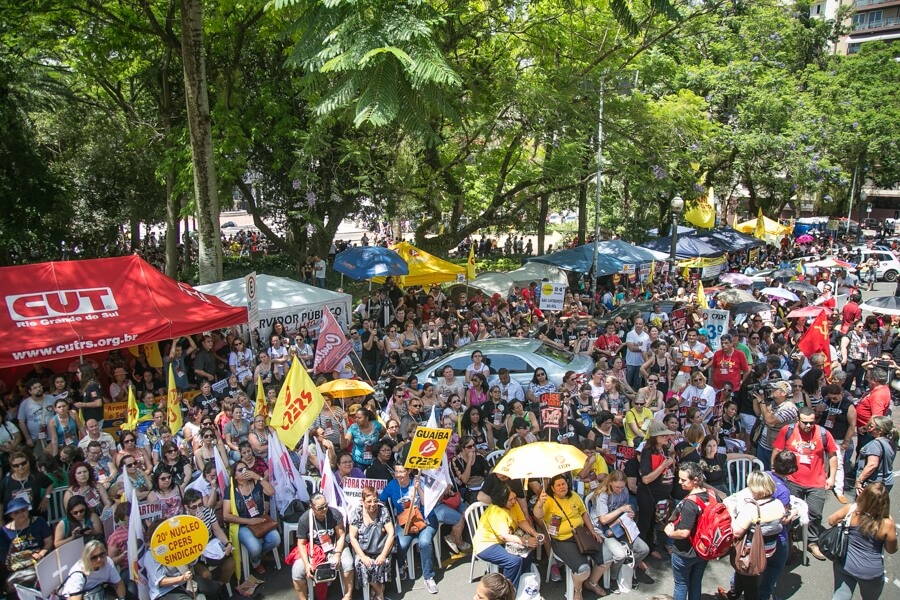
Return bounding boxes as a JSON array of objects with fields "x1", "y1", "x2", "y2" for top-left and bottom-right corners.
[{"x1": 255, "y1": 281, "x2": 900, "y2": 600}]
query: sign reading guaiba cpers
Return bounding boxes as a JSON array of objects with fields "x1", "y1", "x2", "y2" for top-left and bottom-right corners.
[
  {"x1": 149, "y1": 515, "x2": 209, "y2": 567},
  {"x1": 405, "y1": 427, "x2": 452, "y2": 470}
]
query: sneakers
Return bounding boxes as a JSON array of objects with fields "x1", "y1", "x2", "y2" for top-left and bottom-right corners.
[
  {"x1": 550, "y1": 564, "x2": 563, "y2": 582},
  {"x1": 458, "y1": 540, "x2": 471, "y2": 552},
  {"x1": 424, "y1": 578, "x2": 438, "y2": 594},
  {"x1": 808, "y1": 544, "x2": 826, "y2": 561},
  {"x1": 446, "y1": 538, "x2": 470, "y2": 554}
]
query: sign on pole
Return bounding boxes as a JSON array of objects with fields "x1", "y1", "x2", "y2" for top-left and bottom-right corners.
[
  {"x1": 701, "y1": 308, "x2": 730, "y2": 351},
  {"x1": 245, "y1": 271, "x2": 259, "y2": 330},
  {"x1": 341, "y1": 477, "x2": 388, "y2": 511},
  {"x1": 538, "y1": 282, "x2": 567, "y2": 311},
  {"x1": 149, "y1": 515, "x2": 209, "y2": 567},
  {"x1": 405, "y1": 427, "x2": 452, "y2": 470}
]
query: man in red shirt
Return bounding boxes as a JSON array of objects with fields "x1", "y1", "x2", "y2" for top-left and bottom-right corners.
[
  {"x1": 710, "y1": 334, "x2": 750, "y2": 391},
  {"x1": 773, "y1": 407, "x2": 838, "y2": 561},
  {"x1": 855, "y1": 367, "x2": 891, "y2": 450},
  {"x1": 840, "y1": 292, "x2": 862, "y2": 334}
]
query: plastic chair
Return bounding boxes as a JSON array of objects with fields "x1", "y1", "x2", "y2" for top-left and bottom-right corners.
[
  {"x1": 47, "y1": 486, "x2": 68, "y2": 526},
  {"x1": 283, "y1": 476, "x2": 319, "y2": 556},
  {"x1": 486, "y1": 450, "x2": 505, "y2": 468},
  {"x1": 545, "y1": 548, "x2": 575, "y2": 600},
  {"x1": 726, "y1": 457, "x2": 764, "y2": 495},
  {"x1": 464, "y1": 502, "x2": 497, "y2": 582},
  {"x1": 240, "y1": 542, "x2": 282, "y2": 582}
]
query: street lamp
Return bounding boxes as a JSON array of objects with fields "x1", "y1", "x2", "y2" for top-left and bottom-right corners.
[
  {"x1": 858, "y1": 189, "x2": 867, "y2": 243},
  {"x1": 668, "y1": 196, "x2": 684, "y2": 281}
]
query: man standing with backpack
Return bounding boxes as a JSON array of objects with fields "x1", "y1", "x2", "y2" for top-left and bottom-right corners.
[
  {"x1": 664, "y1": 462, "x2": 733, "y2": 600},
  {"x1": 772, "y1": 407, "x2": 838, "y2": 561}
]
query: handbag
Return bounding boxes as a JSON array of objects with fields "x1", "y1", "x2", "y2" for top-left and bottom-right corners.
[
  {"x1": 731, "y1": 502, "x2": 767, "y2": 576},
  {"x1": 248, "y1": 514, "x2": 278, "y2": 538},
  {"x1": 551, "y1": 497, "x2": 600, "y2": 556},
  {"x1": 442, "y1": 489, "x2": 462, "y2": 510},
  {"x1": 819, "y1": 504, "x2": 856, "y2": 561},
  {"x1": 397, "y1": 482, "x2": 427, "y2": 535}
]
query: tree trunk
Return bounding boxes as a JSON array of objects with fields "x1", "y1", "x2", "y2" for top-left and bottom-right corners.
[
  {"x1": 130, "y1": 218, "x2": 141, "y2": 253},
  {"x1": 180, "y1": 0, "x2": 222, "y2": 283},
  {"x1": 165, "y1": 170, "x2": 180, "y2": 278},
  {"x1": 537, "y1": 192, "x2": 549, "y2": 255}
]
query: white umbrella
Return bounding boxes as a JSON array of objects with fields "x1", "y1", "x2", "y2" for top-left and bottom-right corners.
[
  {"x1": 761, "y1": 287, "x2": 800, "y2": 302},
  {"x1": 720, "y1": 272, "x2": 753, "y2": 286},
  {"x1": 860, "y1": 296, "x2": 900, "y2": 316}
]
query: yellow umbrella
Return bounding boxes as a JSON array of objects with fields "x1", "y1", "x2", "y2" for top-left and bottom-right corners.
[
  {"x1": 317, "y1": 379, "x2": 375, "y2": 399},
  {"x1": 493, "y1": 442, "x2": 587, "y2": 480}
]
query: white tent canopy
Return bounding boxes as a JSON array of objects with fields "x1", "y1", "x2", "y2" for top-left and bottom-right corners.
[
  {"x1": 195, "y1": 274, "x2": 352, "y2": 340},
  {"x1": 507, "y1": 262, "x2": 569, "y2": 287}
]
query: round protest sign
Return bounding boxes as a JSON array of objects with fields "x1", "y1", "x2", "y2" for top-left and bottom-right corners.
[{"x1": 149, "y1": 515, "x2": 209, "y2": 567}]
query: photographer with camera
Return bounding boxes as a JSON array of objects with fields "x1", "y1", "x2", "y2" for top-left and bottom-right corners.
[{"x1": 753, "y1": 380, "x2": 798, "y2": 470}]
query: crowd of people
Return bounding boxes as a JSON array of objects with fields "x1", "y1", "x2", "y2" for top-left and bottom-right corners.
[{"x1": 0, "y1": 231, "x2": 899, "y2": 600}]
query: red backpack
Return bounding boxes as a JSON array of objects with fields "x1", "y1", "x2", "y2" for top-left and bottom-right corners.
[{"x1": 677, "y1": 492, "x2": 734, "y2": 560}]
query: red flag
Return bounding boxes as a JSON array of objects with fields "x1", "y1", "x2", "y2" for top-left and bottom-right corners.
[
  {"x1": 797, "y1": 311, "x2": 832, "y2": 376},
  {"x1": 313, "y1": 309, "x2": 352, "y2": 374}
]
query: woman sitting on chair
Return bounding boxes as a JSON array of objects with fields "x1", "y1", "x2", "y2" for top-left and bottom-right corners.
[
  {"x1": 348, "y1": 487, "x2": 395, "y2": 600},
  {"x1": 472, "y1": 480, "x2": 542, "y2": 588},
  {"x1": 59, "y1": 540, "x2": 127, "y2": 600}
]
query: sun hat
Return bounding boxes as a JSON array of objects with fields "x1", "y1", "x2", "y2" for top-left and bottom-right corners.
[
  {"x1": 4, "y1": 497, "x2": 30, "y2": 516},
  {"x1": 647, "y1": 420, "x2": 677, "y2": 438}
]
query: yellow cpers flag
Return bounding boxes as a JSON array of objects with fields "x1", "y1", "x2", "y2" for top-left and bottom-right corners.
[
  {"x1": 697, "y1": 280, "x2": 708, "y2": 308},
  {"x1": 646, "y1": 260, "x2": 655, "y2": 285},
  {"x1": 254, "y1": 374, "x2": 268, "y2": 419},
  {"x1": 754, "y1": 208, "x2": 766, "y2": 240},
  {"x1": 122, "y1": 386, "x2": 140, "y2": 431},
  {"x1": 270, "y1": 359, "x2": 324, "y2": 449},
  {"x1": 166, "y1": 363, "x2": 183, "y2": 434},
  {"x1": 467, "y1": 243, "x2": 476, "y2": 280},
  {"x1": 684, "y1": 187, "x2": 716, "y2": 229}
]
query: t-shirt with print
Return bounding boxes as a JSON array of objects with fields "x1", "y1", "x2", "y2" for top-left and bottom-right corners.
[
  {"x1": 297, "y1": 507, "x2": 343, "y2": 553},
  {"x1": 542, "y1": 493, "x2": 586, "y2": 542},
  {"x1": 772, "y1": 424, "x2": 837, "y2": 488}
]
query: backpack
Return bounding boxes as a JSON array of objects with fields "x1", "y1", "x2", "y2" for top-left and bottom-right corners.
[{"x1": 677, "y1": 492, "x2": 734, "y2": 560}]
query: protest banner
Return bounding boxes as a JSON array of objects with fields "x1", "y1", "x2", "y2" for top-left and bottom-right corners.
[
  {"x1": 539, "y1": 393, "x2": 563, "y2": 431},
  {"x1": 149, "y1": 515, "x2": 209, "y2": 567},
  {"x1": 701, "y1": 308, "x2": 730, "y2": 351},
  {"x1": 670, "y1": 308, "x2": 688, "y2": 334},
  {"x1": 405, "y1": 427, "x2": 452, "y2": 470},
  {"x1": 341, "y1": 477, "x2": 388, "y2": 511},
  {"x1": 538, "y1": 282, "x2": 567, "y2": 311}
]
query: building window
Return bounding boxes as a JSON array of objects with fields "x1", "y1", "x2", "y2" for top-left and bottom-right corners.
[{"x1": 848, "y1": 43, "x2": 861, "y2": 54}]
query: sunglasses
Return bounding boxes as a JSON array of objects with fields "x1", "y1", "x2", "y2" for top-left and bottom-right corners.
[
  {"x1": 12, "y1": 462, "x2": 27, "y2": 468},
  {"x1": 464, "y1": 444, "x2": 476, "y2": 449},
  {"x1": 410, "y1": 404, "x2": 422, "y2": 408},
  {"x1": 89, "y1": 552, "x2": 107, "y2": 561},
  {"x1": 71, "y1": 508, "x2": 86, "y2": 516},
  {"x1": 312, "y1": 504, "x2": 328, "y2": 511},
  {"x1": 648, "y1": 379, "x2": 658, "y2": 383},
  {"x1": 123, "y1": 438, "x2": 136, "y2": 444},
  {"x1": 124, "y1": 463, "x2": 136, "y2": 469},
  {"x1": 203, "y1": 435, "x2": 214, "y2": 440}
]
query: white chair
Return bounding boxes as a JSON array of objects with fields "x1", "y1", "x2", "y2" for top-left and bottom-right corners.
[
  {"x1": 726, "y1": 457, "x2": 764, "y2": 495},
  {"x1": 486, "y1": 450, "x2": 505, "y2": 467},
  {"x1": 14, "y1": 585, "x2": 43, "y2": 600},
  {"x1": 545, "y1": 548, "x2": 575, "y2": 600},
  {"x1": 283, "y1": 476, "x2": 319, "y2": 555},
  {"x1": 46, "y1": 486, "x2": 68, "y2": 526},
  {"x1": 464, "y1": 502, "x2": 498, "y2": 582},
  {"x1": 240, "y1": 542, "x2": 282, "y2": 582}
]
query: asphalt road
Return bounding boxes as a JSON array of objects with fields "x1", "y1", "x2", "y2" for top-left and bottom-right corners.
[{"x1": 250, "y1": 281, "x2": 900, "y2": 600}]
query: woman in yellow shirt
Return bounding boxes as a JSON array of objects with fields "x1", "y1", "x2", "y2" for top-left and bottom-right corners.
[
  {"x1": 624, "y1": 400, "x2": 653, "y2": 447},
  {"x1": 534, "y1": 474, "x2": 608, "y2": 599},
  {"x1": 472, "y1": 481, "x2": 542, "y2": 588}
]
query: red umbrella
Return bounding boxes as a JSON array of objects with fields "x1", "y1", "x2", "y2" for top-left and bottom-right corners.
[{"x1": 787, "y1": 305, "x2": 831, "y2": 319}]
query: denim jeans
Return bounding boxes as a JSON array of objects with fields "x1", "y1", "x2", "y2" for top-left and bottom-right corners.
[
  {"x1": 397, "y1": 523, "x2": 437, "y2": 579},
  {"x1": 238, "y1": 525, "x2": 281, "y2": 567},
  {"x1": 432, "y1": 502, "x2": 466, "y2": 526},
  {"x1": 476, "y1": 544, "x2": 532, "y2": 589},
  {"x1": 758, "y1": 536, "x2": 788, "y2": 600},
  {"x1": 756, "y1": 444, "x2": 772, "y2": 471},
  {"x1": 671, "y1": 553, "x2": 707, "y2": 600},
  {"x1": 626, "y1": 365, "x2": 643, "y2": 392}
]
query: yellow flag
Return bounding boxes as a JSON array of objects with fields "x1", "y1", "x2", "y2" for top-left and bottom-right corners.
[
  {"x1": 754, "y1": 208, "x2": 766, "y2": 240},
  {"x1": 647, "y1": 260, "x2": 655, "y2": 285},
  {"x1": 166, "y1": 363, "x2": 183, "y2": 434},
  {"x1": 697, "y1": 280, "x2": 708, "y2": 308},
  {"x1": 254, "y1": 374, "x2": 268, "y2": 420},
  {"x1": 684, "y1": 187, "x2": 716, "y2": 229},
  {"x1": 122, "y1": 386, "x2": 140, "y2": 431},
  {"x1": 466, "y1": 243, "x2": 476, "y2": 280},
  {"x1": 127, "y1": 343, "x2": 163, "y2": 368},
  {"x1": 682, "y1": 265, "x2": 690, "y2": 281},
  {"x1": 228, "y1": 480, "x2": 243, "y2": 581},
  {"x1": 270, "y1": 360, "x2": 325, "y2": 449}
]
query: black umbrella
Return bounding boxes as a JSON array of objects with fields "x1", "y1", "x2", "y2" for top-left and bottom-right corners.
[
  {"x1": 785, "y1": 281, "x2": 820, "y2": 295},
  {"x1": 730, "y1": 301, "x2": 772, "y2": 316}
]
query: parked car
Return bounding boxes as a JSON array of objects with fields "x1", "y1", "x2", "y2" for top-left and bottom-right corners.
[
  {"x1": 411, "y1": 339, "x2": 594, "y2": 387},
  {"x1": 857, "y1": 250, "x2": 900, "y2": 282}
]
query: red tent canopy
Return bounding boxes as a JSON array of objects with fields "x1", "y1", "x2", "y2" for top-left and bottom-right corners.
[{"x1": 0, "y1": 256, "x2": 248, "y2": 369}]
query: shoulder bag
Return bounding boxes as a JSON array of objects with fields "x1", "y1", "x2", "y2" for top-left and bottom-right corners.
[
  {"x1": 550, "y1": 497, "x2": 600, "y2": 555},
  {"x1": 818, "y1": 504, "x2": 856, "y2": 562},
  {"x1": 731, "y1": 501, "x2": 767, "y2": 576}
]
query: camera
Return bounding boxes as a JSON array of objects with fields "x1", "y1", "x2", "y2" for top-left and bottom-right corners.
[{"x1": 746, "y1": 381, "x2": 775, "y2": 404}]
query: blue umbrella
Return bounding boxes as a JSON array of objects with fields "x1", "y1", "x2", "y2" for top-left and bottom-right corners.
[{"x1": 333, "y1": 246, "x2": 409, "y2": 280}]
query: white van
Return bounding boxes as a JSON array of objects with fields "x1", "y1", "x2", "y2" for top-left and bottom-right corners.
[{"x1": 858, "y1": 250, "x2": 900, "y2": 282}]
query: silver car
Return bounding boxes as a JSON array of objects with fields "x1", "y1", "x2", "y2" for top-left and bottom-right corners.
[{"x1": 411, "y1": 338, "x2": 595, "y2": 387}]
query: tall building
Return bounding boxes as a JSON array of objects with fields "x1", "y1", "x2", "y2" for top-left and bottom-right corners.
[{"x1": 810, "y1": 0, "x2": 900, "y2": 54}]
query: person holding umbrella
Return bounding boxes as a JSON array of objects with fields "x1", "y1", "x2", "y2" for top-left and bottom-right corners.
[{"x1": 534, "y1": 474, "x2": 608, "y2": 599}]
